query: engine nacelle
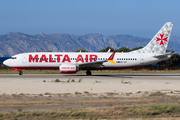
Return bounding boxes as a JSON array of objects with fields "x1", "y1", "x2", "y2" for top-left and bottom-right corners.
[{"x1": 59, "y1": 63, "x2": 78, "y2": 74}]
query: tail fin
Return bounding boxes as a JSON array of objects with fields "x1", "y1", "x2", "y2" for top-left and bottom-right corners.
[{"x1": 131, "y1": 22, "x2": 173, "y2": 54}]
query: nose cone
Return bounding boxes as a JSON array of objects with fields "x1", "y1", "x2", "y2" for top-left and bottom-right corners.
[{"x1": 3, "y1": 59, "x2": 9, "y2": 66}]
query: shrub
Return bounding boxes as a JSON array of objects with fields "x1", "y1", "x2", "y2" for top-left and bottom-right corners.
[{"x1": 55, "y1": 79, "x2": 60, "y2": 82}]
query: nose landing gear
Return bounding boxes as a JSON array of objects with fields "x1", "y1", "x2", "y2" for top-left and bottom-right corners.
[
  {"x1": 12, "y1": 68, "x2": 23, "y2": 75},
  {"x1": 19, "y1": 71, "x2": 23, "y2": 75}
]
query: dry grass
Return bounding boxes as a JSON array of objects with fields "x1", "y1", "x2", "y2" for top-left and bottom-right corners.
[
  {"x1": 106, "y1": 92, "x2": 119, "y2": 96},
  {"x1": 1, "y1": 68, "x2": 180, "y2": 74},
  {"x1": 55, "y1": 79, "x2": 60, "y2": 82},
  {"x1": 0, "y1": 93, "x2": 180, "y2": 119},
  {"x1": 0, "y1": 104, "x2": 180, "y2": 119},
  {"x1": 44, "y1": 92, "x2": 51, "y2": 96},
  {"x1": 75, "y1": 92, "x2": 82, "y2": 95},
  {"x1": 0, "y1": 99, "x2": 155, "y2": 108},
  {"x1": 149, "y1": 91, "x2": 166, "y2": 97}
]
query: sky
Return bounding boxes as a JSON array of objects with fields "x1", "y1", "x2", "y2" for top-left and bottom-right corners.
[{"x1": 0, "y1": 0, "x2": 180, "y2": 38}]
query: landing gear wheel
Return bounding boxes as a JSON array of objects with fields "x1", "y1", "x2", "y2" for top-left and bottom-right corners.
[
  {"x1": 86, "y1": 70, "x2": 92, "y2": 76},
  {"x1": 19, "y1": 71, "x2": 23, "y2": 75}
]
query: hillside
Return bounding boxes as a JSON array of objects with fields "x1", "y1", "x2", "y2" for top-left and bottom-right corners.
[{"x1": 0, "y1": 32, "x2": 180, "y2": 57}]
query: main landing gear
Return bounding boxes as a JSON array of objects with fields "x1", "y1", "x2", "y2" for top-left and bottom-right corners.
[
  {"x1": 19, "y1": 71, "x2": 23, "y2": 75},
  {"x1": 86, "y1": 70, "x2": 92, "y2": 76}
]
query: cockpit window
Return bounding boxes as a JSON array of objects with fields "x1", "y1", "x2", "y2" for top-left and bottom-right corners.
[{"x1": 11, "y1": 57, "x2": 17, "y2": 59}]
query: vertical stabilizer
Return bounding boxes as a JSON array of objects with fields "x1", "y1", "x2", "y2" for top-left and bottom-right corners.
[{"x1": 131, "y1": 22, "x2": 173, "y2": 54}]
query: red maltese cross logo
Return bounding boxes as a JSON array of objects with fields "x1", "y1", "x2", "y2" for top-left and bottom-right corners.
[{"x1": 156, "y1": 33, "x2": 168, "y2": 46}]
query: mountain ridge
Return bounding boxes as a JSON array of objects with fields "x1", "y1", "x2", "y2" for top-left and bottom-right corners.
[{"x1": 0, "y1": 32, "x2": 180, "y2": 57}]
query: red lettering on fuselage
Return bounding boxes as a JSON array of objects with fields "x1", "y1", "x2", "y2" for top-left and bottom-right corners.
[
  {"x1": 55, "y1": 54, "x2": 62, "y2": 62},
  {"x1": 49, "y1": 55, "x2": 56, "y2": 63},
  {"x1": 85, "y1": 55, "x2": 88, "y2": 62},
  {"x1": 29, "y1": 54, "x2": 38, "y2": 62},
  {"x1": 39, "y1": 54, "x2": 48, "y2": 62},
  {"x1": 28, "y1": 54, "x2": 98, "y2": 63},
  {"x1": 90, "y1": 55, "x2": 97, "y2": 62},
  {"x1": 76, "y1": 55, "x2": 84, "y2": 63},
  {"x1": 62, "y1": 54, "x2": 71, "y2": 63}
]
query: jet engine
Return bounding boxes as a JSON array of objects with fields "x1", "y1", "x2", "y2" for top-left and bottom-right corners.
[{"x1": 59, "y1": 63, "x2": 78, "y2": 74}]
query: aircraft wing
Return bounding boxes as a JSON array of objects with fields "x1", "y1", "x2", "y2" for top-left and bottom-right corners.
[
  {"x1": 153, "y1": 52, "x2": 175, "y2": 58},
  {"x1": 79, "y1": 60, "x2": 107, "y2": 67},
  {"x1": 79, "y1": 50, "x2": 116, "y2": 68}
]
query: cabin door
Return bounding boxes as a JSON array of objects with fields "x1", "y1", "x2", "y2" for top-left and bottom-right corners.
[
  {"x1": 22, "y1": 55, "x2": 27, "y2": 63},
  {"x1": 140, "y1": 55, "x2": 144, "y2": 64}
]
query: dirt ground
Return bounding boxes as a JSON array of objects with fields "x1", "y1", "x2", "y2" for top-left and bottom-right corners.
[
  {"x1": 0, "y1": 74, "x2": 180, "y2": 119},
  {"x1": 0, "y1": 92, "x2": 180, "y2": 112}
]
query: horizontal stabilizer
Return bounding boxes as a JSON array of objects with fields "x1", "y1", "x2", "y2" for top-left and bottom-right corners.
[{"x1": 153, "y1": 52, "x2": 175, "y2": 58}]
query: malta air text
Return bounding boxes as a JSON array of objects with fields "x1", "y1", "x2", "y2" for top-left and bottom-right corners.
[{"x1": 29, "y1": 54, "x2": 98, "y2": 63}]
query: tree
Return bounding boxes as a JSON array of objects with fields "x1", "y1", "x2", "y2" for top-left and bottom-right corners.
[
  {"x1": 116, "y1": 47, "x2": 130, "y2": 52},
  {"x1": 36, "y1": 50, "x2": 43, "y2": 52},
  {"x1": 74, "y1": 49, "x2": 88, "y2": 52},
  {"x1": 45, "y1": 50, "x2": 52, "y2": 52},
  {"x1": 98, "y1": 46, "x2": 114, "y2": 52},
  {"x1": 131, "y1": 47, "x2": 143, "y2": 51}
]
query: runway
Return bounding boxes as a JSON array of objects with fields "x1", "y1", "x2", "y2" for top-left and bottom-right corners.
[{"x1": 0, "y1": 74, "x2": 180, "y2": 96}]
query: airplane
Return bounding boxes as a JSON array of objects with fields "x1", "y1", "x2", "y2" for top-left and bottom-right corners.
[{"x1": 3, "y1": 22, "x2": 174, "y2": 75}]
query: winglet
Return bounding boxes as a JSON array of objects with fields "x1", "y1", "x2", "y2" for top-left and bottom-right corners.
[
  {"x1": 107, "y1": 49, "x2": 111, "y2": 53},
  {"x1": 108, "y1": 50, "x2": 116, "y2": 64}
]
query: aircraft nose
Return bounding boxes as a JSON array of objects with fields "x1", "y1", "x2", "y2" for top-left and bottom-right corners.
[{"x1": 3, "y1": 59, "x2": 9, "y2": 66}]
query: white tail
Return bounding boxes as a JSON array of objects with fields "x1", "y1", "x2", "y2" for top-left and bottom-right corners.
[{"x1": 131, "y1": 22, "x2": 173, "y2": 54}]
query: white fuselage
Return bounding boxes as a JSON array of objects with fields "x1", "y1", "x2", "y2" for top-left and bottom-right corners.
[{"x1": 3, "y1": 52, "x2": 168, "y2": 70}]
